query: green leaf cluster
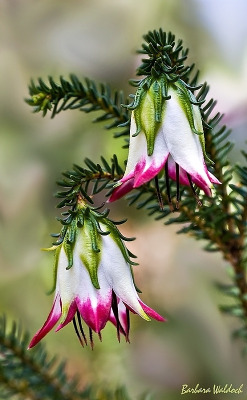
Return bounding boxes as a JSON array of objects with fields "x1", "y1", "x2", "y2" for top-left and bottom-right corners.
[
  {"x1": 55, "y1": 155, "x2": 124, "y2": 212},
  {"x1": 0, "y1": 315, "x2": 148, "y2": 399},
  {"x1": 136, "y1": 29, "x2": 190, "y2": 79},
  {"x1": 0, "y1": 315, "x2": 90, "y2": 399},
  {"x1": 25, "y1": 75, "x2": 130, "y2": 139}
]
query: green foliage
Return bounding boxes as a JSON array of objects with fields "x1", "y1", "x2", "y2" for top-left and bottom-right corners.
[
  {"x1": 0, "y1": 316, "x2": 134, "y2": 400},
  {"x1": 26, "y1": 75, "x2": 130, "y2": 138},
  {"x1": 55, "y1": 155, "x2": 123, "y2": 210},
  {"x1": 136, "y1": 29, "x2": 190, "y2": 80},
  {"x1": 0, "y1": 315, "x2": 89, "y2": 399}
]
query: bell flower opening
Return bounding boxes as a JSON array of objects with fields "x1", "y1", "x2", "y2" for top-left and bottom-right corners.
[
  {"x1": 109, "y1": 79, "x2": 220, "y2": 206},
  {"x1": 29, "y1": 209, "x2": 165, "y2": 349}
]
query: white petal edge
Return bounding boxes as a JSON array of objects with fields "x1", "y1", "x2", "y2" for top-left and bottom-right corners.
[
  {"x1": 123, "y1": 112, "x2": 148, "y2": 177},
  {"x1": 123, "y1": 112, "x2": 169, "y2": 181},
  {"x1": 100, "y1": 234, "x2": 150, "y2": 320},
  {"x1": 162, "y1": 88, "x2": 212, "y2": 187},
  {"x1": 57, "y1": 241, "x2": 111, "y2": 310}
]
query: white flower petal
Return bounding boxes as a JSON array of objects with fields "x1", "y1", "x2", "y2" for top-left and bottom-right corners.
[
  {"x1": 123, "y1": 112, "x2": 148, "y2": 177},
  {"x1": 100, "y1": 234, "x2": 150, "y2": 320},
  {"x1": 133, "y1": 121, "x2": 169, "y2": 187},
  {"x1": 56, "y1": 246, "x2": 77, "y2": 305},
  {"x1": 57, "y1": 241, "x2": 110, "y2": 297},
  {"x1": 163, "y1": 88, "x2": 212, "y2": 188},
  {"x1": 56, "y1": 239, "x2": 112, "y2": 332},
  {"x1": 122, "y1": 113, "x2": 169, "y2": 187}
]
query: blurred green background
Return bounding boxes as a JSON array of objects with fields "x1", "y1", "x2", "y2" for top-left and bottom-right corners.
[{"x1": 1, "y1": 0, "x2": 247, "y2": 399}]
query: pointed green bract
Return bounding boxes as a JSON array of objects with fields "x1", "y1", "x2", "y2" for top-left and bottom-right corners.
[
  {"x1": 78, "y1": 217, "x2": 101, "y2": 289},
  {"x1": 134, "y1": 78, "x2": 167, "y2": 156},
  {"x1": 63, "y1": 233, "x2": 76, "y2": 270},
  {"x1": 174, "y1": 82, "x2": 203, "y2": 135},
  {"x1": 63, "y1": 218, "x2": 78, "y2": 270}
]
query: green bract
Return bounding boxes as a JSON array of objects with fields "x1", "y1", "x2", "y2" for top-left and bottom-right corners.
[
  {"x1": 132, "y1": 77, "x2": 169, "y2": 156},
  {"x1": 78, "y1": 217, "x2": 101, "y2": 289}
]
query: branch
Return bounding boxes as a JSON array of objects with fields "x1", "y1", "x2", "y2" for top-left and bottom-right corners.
[
  {"x1": 25, "y1": 75, "x2": 130, "y2": 139},
  {"x1": 0, "y1": 315, "x2": 90, "y2": 399},
  {"x1": 0, "y1": 315, "x2": 135, "y2": 400},
  {"x1": 55, "y1": 154, "x2": 123, "y2": 208}
]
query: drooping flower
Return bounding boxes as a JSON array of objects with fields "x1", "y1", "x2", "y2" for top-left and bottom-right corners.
[
  {"x1": 109, "y1": 77, "x2": 220, "y2": 205},
  {"x1": 29, "y1": 203, "x2": 165, "y2": 349}
]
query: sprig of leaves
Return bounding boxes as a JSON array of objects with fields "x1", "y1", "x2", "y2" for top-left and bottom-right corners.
[
  {"x1": 25, "y1": 75, "x2": 130, "y2": 138},
  {"x1": 55, "y1": 154, "x2": 123, "y2": 211},
  {"x1": 0, "y1": 315, "x2": 90, "y2": 400},
  {"x1": 136, "y1": 29, "x2": 190, "y2": 79},
  {"x1": 0, "y1": 315, "x2": 138, "y2": 400}
]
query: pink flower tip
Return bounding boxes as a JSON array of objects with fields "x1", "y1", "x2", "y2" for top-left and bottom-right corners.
[{"x1": 139, "y1": 300, "x2": 166, "y2": 322}]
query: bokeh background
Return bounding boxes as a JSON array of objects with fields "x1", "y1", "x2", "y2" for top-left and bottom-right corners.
[{"x1": 1, "y1": 0, "x2": 247, "y2": 399}]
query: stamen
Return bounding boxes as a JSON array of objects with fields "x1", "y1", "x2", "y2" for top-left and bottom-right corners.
[
  {"x1": 111, "y1": 291, "x2": 126, "y2": 342},
  {"x1": 154, "y1": 176, "x2": 164, "y2": 210},
  {"x1": 76, "y1": 311, "x2": 87, "y2": 346},
  {"x1": 111, "y1": 291, "x2": 121, "y2": 342},
  {"x1": 125, "y1": 308, "x2": 130, "y2": 343},
  {"x1": 175, "y1": 163, "x2": 180, "y2": 210},
  {"x1": 165, "y1": 163, "x2": 174, "y2": 211},
  {"x1": 98, "y1": 331, "x2": 102, "y2": 342},
  {"x1": 89, "y1": 328, "x2": 94, "y2": 350},
  {"x1": 72, "y1": 317, "x2": 84, "y2": 347},
  {"x1": 187, "y1": 173, "x2": 202, "y2": 207}
]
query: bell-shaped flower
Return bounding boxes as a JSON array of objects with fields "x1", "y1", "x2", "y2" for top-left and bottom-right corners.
[
  {"x1": 109, "y1": 78, "x2": 220, "y2": 204},
  {"x1": 29, "y1": 205, "x2": 165, "y2": 349}
]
